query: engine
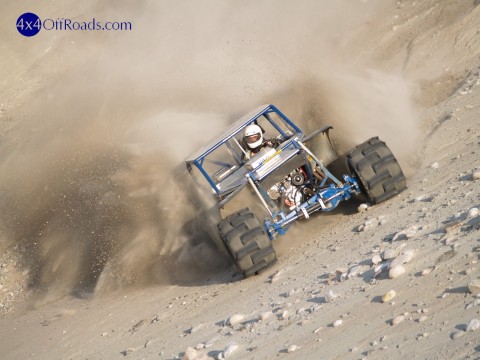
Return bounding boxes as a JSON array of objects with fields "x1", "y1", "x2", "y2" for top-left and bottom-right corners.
[{"x1": 267, "y1": 169, "x2": 306, "y2": 210}]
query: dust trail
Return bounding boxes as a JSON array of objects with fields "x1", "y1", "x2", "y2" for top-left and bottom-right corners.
[{"x1": 0, "y1": 0, "x2": 420, "y2": 302}]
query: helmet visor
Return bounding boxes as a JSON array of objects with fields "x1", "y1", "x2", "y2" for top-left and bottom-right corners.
[{"x1": 245, "y1": 133, "x2": 261, "y2": 144}]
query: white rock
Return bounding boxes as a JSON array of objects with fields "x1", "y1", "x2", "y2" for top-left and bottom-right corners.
[
  {"x1": 258, "y1": 311, "x2": 272, "y2": 321},
  {"x1": 390, "y1": 250, "x2": 415, "y2": 268},
  {"x1": 372, "y1": 254, "x2": 383, "y2": 265},
  {"x1": 287, "y1": 345, "x2": 299, "y2": 353},
  {"x1": 401, "y1": 249, "x2": 415, "y2": 262},
  {"x1": 182, "y1": 347, "x2": 198, "y2": 360},
  {"x1": 325, "y1": 289, "x2": 338, "y2": 303},
  {"x1": 358, "y1": 204, "x2": 369, "y2": 212},
  {"x1": 421, "y1": 267, "x2": 433, "y2": 276},
  {"x1": 472, "y1": 170, "x2": 480, "y2": 181},
  {"x1": 465, "y1": 299, "x2": 480, "y2": 309},
  {"x1": 414, "y1": 194, "x2": 428, "y2": 202},
  {"x1": 270, "y1": 270, "x2": 283, "y2": 283},
  {"x1": 382, "y1": 249, "x2": 397, "y2": 260},
  {"x1": 430, "y1": 162, "x2": 439, "y2": 169},
  {"x1": 333, "y1": 319, "x2": 343, "y2": 327},
  {"x1": 348, "y1": 265, "x2": 366, "y2": 278},
  {"x1": 418, "y1": 315, "x2": 428, "y2": 323},
  {"x1": 452, "y1": 331, "x2": 465, "y2": 339},
  {"x1": 227, "y1": 314, "x2": 245, "y2": 326},
  {"x1": 389, "y1": 265, "x2": 406, "y2": 279},
  {"x1": 466, "y1": 319, "x2": 480, "y2": 332},
  {"x1": 468, "y1": 279, "x2": 480, "y2": 295},
  {"x1": 223, "y1": 342, "x2": 239, "y2": 358},
  {"x1": 391, "y1": 315, "x2": 405, "y2": 326},
  {"x1": 281, "y1": 310, "x2": 289, "y2": 320},
  {"x1": 467, "y1": 208, "x2": 479, "y2": 218},
  {"x1": 405, "y1": 228, "x2": 417, "y2": 238}
]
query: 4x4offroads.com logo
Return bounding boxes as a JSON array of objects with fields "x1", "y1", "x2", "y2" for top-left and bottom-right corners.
[{"x1": 16, "y1": 12, "x2": 132, "y2": 37}]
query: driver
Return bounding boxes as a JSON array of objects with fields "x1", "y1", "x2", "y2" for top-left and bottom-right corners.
[{"x1": 243, "y1": 124, "x2": 280, "y2": 160}]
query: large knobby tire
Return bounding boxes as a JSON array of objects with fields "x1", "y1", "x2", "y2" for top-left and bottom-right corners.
[
  {"x1": 218, "y1": 208, "x2": 276, "y2": 277},
  {"x1": 347, "y1": 137, "x2": 406, "y2": 204}
]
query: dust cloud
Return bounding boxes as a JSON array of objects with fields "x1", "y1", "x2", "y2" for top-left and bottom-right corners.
[{"x1": 0, "y1": 0, "x2": 420, "y2": 302}]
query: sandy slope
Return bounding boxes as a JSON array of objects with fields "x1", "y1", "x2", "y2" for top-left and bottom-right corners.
[{"x1": 0, "y1": 1, "x2": 479, "y2": 359}]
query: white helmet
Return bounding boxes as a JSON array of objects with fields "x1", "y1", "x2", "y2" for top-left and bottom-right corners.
[{"x1": 244, "y1": 124, "x2": 263, "y2": 149}]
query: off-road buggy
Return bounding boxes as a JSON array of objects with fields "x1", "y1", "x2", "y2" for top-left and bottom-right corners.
[{"x1": 185, "y1": 105, "x2": 406, "y2": 277}]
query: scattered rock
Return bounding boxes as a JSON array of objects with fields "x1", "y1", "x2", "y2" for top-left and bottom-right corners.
[
  {"x1": 325, "y1": 289, "x2": 338, "y2": 303},
  {"x1": 465, "y1": 299, "x2": 480, "y2": 309},
  {"x1": 389, "y1": 265, "x2": 406, "y2": 279},
  {"x1": 374, "y1": 262, "x2": 391, "y2": 278},
  {"x1": 222, "y1": 342, "x2": 239, "y2": 358},
  {"x1": 451, "y1": 331, "x2": 465, "y2": 340},
  {"x1": 467, "y1": 279, "x2": 480, "y2": 295},
  {"x1": 418, "y1": 315, "x2": 428, "y2": 323},
  {"x1": 205, "y1": 336, "x2": 221, "y2": 348},
  {"x1": 392, "y1": 226, "x2": 418, "y2": 241},
  {"x1": 382, "y1": 290, "x2": 396, "y2": 303},
  {"x1": 281, "y1": 289, "x2": 296, "y2": 298},
  {"x1": 122, "y1": 348, "x2": 135, "y2": 356},
  {"x1": 390, "y1": 250, "x2": 415, "y2": 268},
  {"x1": 258, "y1": 311, "x2": 272, "y2": 322},
  {"x1": 270, "y1": 270, "x2": 283, "y2": 283},
  {"x1": 467, "y1": 208, "x2": 479, "y2": 218},
  {"x1": 333, "y1": 319, "x2": 343, "y2": 327},
  {"x1": 227, "y1": 314, "x2": 245, "y2": 326},
  {"x1": 382, "y1": 249, "x2": 397, "y2": 261},
  {"x1": 372, "y1": 254, "x2": 383, "y2": 265},
  {"x1": 130, "y1": 319, "x2": 148, "y2": 333},
  {"x1": 391, "y1": 315, "x2": 405, "y2": 326},
  {"x1": 416, "y1": 332, "x2": 429, "y2": 340},
  {"x1": 358, "y1": 218, "x2": 379, "y2": 232},
  {"x1": 421, "y1": 267, "x2": 434, "y2": 276},
  {"x1": 287, "y1": 345, "x2": 299, "y2": 353},
  {"x1": 188, "y1": 323, "x2": 204, "y2": 334},
  {"x1": 358, "y1": 203, "x2": 369, "y2": 213},
  {"x1": 414, "y1": 194, "x2": 432, "y2": 203},
  {"x1": 182, "y1": 346, "x2": 211, "y2": 360},
  {"x1": 444, "y1": 221, "x2": 462, "y2": 234},
  {"x1": 466, "y1": 319, "x2": 480, "y2": 332}
]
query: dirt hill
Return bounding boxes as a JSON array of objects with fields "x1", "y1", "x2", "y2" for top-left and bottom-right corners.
[{"x1": 0, "y1": 1, "x2": 479, "y2": 359}]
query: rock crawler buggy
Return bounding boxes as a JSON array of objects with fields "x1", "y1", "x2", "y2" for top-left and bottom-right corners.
[{"x1": 185, "y1": 105, "x2": 406, "y2": 277}]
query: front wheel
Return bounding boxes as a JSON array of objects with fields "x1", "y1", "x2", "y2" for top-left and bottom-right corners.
[
  {"x1": 218, "y1": 208, "x2": 276, "y2": 277},
  {"x1": 347, "y1": 137, "x2": 406, "y2": 204}
]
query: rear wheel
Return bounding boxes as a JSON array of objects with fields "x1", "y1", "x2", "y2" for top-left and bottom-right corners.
[
  {"x1": 347, "y1": 137, "x2": 406, "y2": 204},
  {"x1": 218, "y1": 208, "x2": 276, "y2": 277}
]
